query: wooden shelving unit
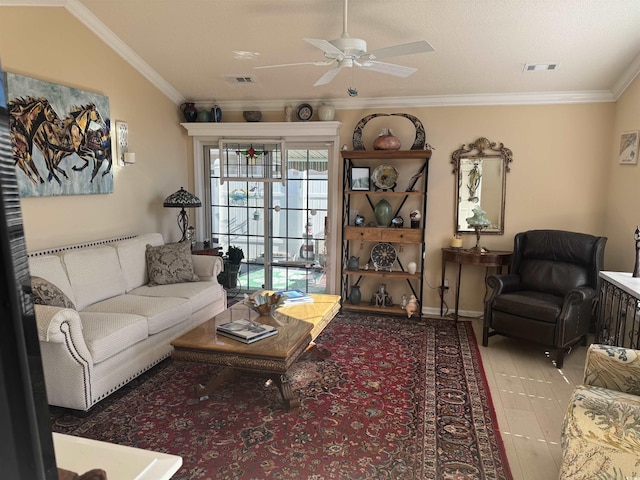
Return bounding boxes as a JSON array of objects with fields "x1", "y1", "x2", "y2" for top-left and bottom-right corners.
[{"x1": 340, "y1": 149, "x2": 430, "y2": 317}]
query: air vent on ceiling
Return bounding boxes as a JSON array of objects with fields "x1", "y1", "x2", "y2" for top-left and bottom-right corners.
[
  {"x1": 225, "y1": 75, "x2": 257, "y2": 85},
  {"x1": 523, "y1": 63, "x2": 559, "y2": 72}
]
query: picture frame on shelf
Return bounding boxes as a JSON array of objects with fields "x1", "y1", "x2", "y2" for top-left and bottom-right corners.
[
  {"x1": 618, "y1": 131, "x2": 639, "y2": 165},
  {"x1": 350, "y1": 167, "x2": 370, "y2": 191}
]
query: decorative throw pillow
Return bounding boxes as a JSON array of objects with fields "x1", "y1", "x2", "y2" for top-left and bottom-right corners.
[
  {"x1": 146, "y1": 242, "x2": 199, "y2": 286},
  {"x1": 31, "y1": 276, "x2": 76, "y2": 309}
]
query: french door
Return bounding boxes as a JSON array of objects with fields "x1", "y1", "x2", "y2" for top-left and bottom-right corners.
[{"x1": 205, "y1": 143, "x2": 331, "y2": 293}]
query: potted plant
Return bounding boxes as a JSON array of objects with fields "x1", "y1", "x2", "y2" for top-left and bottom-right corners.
[{"x1": 218, "y1": 246, "x2": 244, "y2": 289}]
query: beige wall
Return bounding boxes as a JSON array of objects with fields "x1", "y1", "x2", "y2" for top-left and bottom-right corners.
[
  {"x1": 334, "y1": 105, "x2": 613, "y2": 311},
  {"x1": 0, "y1": 8, "x2": 192, "y2": 251},
  {"x1": 1, "y1": 7, "x2": 625, "y2": 313},
  {"x1": 605, "y1": 74, "x2": 640, "y2": 272}
]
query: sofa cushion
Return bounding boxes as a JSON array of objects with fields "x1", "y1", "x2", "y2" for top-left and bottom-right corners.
[
  {"x1": 146, "y1": 242, "x2": 199, "y2": 286},
  {"x1": 115, "y1": 233, "x2": 165, "y2": 292},
  {"x1": 80, "y1": 312, "x2": 148, "y2": 364},
  {"x1": 28, "y1": 254, "x2": 77, "y2": 307},
  {"x1": 130, "y1": 281, "x2": 223, "y2": 313},
  {"x1": 493, "y1": 290, "x2": 563, "y2": 323},
  {"x1": 62, "y1": 246, "x2": 127, "y2": 311},
  {"x1": 82, "y1": 294, "x2": 191, "y2": 335},
  {"x1": 31, "y1": 276, "x2": 76, "y2": 309}
]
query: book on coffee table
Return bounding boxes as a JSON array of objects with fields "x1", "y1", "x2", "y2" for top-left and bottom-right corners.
[
  {"x1": 216, "y1": 319, "x2": 278, "y2": 344},
  {"x1": 276, "y1": 289, "x2": 314, "y2": 305}
]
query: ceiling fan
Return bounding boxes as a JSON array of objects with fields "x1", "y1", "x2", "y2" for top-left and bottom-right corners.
[{"x1": 254, "y1": 0, "x2": 434, "y2": 86}]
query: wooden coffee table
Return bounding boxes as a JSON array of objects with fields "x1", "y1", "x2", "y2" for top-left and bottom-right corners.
[{"x1": 171, "y1": 293, "x2": 341, "y2": 409}]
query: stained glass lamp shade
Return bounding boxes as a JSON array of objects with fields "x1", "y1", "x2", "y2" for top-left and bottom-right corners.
[
  {"x1": 466, "y1": 206, "x2": 491, "y2": 252},
  {"x1": 163, "y1": 187, "x2": 201, "y2": 242}
]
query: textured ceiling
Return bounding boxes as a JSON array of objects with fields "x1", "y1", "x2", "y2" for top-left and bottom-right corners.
[{"x1": 15, "y1": 0, "x2": 640, "y2": 107}]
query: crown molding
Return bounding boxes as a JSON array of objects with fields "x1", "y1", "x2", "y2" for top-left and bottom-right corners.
[
  {"x1": 63, "y1": 0, "x2": 185, "y2": 104},
  {"x1": 200, "y1": 90, "x2": 616, "y2": 112},
  {"x1": 612, "y1": 51, "x2": 640, "y2": 100},
  {"x1": 0, "y1": 1, "x2": 624, "y2": 108}
]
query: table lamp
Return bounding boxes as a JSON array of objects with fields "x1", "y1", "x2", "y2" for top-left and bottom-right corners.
[
  {"x1": 163, "y1": 187, "x2": 202, "y2": 242},
  {"x1": 466, "y1": 206, "x2": 491, "y2": 253}
]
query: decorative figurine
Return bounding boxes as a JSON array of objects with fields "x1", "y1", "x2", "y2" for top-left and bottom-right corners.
[
  {"x1": 634, "y1": 226, "x2": 640, "y2": 278},
  {"x1": 401, "y1": 294, "x2": 408, "y2": 309},
  {"x1": 410, "y1": 209, "x2": 421, "y2": 229},
  {"x1": 406, "y1": 295, "x2": 419, "y2": 318},
  {"x1": 354, "y1": 214, "x2": 365, "y2": 227}
]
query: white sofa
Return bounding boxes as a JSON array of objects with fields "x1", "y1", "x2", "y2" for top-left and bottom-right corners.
[{"x1": 28, "y1": 233, "x2": 227, "y2": 411}]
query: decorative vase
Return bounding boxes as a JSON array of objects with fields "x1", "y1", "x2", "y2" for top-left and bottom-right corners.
[
  {"x1": 197, "y1": 109, "x2": 211, "y2": 122},
  {"x1": 374, "y1": 199, "x2": 393, "y2": 227},
  {"x1": 318, "y1": 103, "x2": 335, "y2": 121},
  {"x1": 180, "y1": 102, "x2": 198, "y2": 122},
  {"x1": 349, "y1": 285, "x2": 362, "y2": 305},
  {"x1": 347, "y1": 256, "x2": 360, "y2": 270},
  {"x1": 211, "y1": 104, "x2": 222, "y2": 123},
  {"x1": 373, "y1": 128, "x2": 401, "y2": 151},
  {"x1": 407, "y1": 261, "x2": 417, "y2": 275}
]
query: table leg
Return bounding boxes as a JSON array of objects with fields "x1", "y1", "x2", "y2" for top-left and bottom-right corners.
[
  {"x1": 454, "y1": 264, "x2": 462, "y2": 320},
  {"x1": 192, "y1": 367, "x2": 236, "y2": 401},
  {"x1": 271, "y1": 374, "x2": 300, "y2": 410},
  {"x1": 440, "y1": 257, "x2": 447, "y2": 316}
]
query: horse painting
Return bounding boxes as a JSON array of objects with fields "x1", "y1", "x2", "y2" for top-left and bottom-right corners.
[
  {"x1": 31, "y1": 103, "x2": 111, "y2": 184},
  {"x1": 6, "y1": 72, "x2": 113, "y2": 197},
  {"x1": 8, "y1": 96, "x2": 112, "y2": 188},
  {"x1": 8, "y1": 96, "x2": 60, "y2": 185}
]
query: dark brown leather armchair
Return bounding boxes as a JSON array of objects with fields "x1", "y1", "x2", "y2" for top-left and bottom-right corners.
[{"x1": 483, "y1": 230, "x2": 607, "y2": 368}]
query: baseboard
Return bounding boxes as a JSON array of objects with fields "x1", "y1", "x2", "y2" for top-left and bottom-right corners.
[{"x1": 422, "y1": 306, "x2": 483, "y2": 320}]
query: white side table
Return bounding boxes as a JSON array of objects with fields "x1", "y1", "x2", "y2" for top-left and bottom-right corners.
[{"x1": 53, "y1": 433, "x2": 182, "y2": 480}]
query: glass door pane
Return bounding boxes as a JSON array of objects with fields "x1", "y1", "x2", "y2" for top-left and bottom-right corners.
[{"x1": 208, "y1": 145, "x2": 329, "y2": 294}]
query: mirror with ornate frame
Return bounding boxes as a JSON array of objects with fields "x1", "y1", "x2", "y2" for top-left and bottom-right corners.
[{"x1": 451, "y1": 137, "x2": 512, "y2": 235}]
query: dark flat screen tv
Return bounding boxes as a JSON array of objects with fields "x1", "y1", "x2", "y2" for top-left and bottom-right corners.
[{"x1": 0, "y1": 61, "x2": 58, "y2": 478}]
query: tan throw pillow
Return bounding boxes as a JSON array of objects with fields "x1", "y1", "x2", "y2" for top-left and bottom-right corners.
[
  {"x1": 31, "y1": 276, "x2": 76, "y2": 309},
  {"x1": 146, "y1": 242, "x2": 199, "y2": 286}
]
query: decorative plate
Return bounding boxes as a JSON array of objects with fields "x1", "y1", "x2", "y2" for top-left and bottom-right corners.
[
  {"x1": 371, "y1": 242, "x2": 397, "y2": 270},
  {"x1": 371, "y1": 164, "x2": 399, "y2": 190},
  {"x1": 296, "y1": 103, "x2": 313, "y2": 121}
]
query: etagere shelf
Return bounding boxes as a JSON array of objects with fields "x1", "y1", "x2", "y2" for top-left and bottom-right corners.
[{"x1": 340, "y1": 149, "x2": 430, "y2": 317}]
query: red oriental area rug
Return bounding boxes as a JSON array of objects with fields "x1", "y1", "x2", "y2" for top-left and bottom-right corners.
[{"x1": 50, "y1": 312, "x2": 512, "y2": 480}]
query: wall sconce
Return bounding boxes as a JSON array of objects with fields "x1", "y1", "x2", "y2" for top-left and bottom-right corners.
[{"x1": 116, "y1": 121, "x2": 136, "y2": 166}]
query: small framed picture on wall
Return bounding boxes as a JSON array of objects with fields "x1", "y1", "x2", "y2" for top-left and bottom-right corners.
[
  {"x1": 618, "y1": 131, "x2": 639, "y2": 165},
  {"x1": 350, "y1": 167, "x2": 370, "y2": 191}
]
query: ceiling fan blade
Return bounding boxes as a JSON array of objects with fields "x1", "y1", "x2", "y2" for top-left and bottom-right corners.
[
  {"x1": 255, "y1": 61, "x2": 333, "y2": 70},
  {"x1": 364, "y1": 40, "x2": 434, "y2": 61},
  {"x1": 360, "y1": 61, "x2": 417, "y2": 78},
  {"x1": 304, "y1": 38, "x2": 345, "y2": 58},
  {"x1": 313, "y1": 67, "x2": 343, "y2": 86}
]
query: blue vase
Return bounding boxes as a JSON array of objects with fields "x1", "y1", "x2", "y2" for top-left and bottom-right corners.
[
  {"x1": 374, "y1": 199, "x2": 393, "y2": 227},
  {"x1": 211, "y1": 104, "x2": 222, "y2": 123}
]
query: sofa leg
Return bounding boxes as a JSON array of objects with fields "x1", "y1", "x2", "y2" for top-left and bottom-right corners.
[{"x1": 555, "y1": 348, "x2": 565, "y2": 369}]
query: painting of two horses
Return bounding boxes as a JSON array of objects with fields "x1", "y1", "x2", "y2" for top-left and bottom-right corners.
[{"x1": 6, "y1": 73, "x2": 112, "y2": 197}]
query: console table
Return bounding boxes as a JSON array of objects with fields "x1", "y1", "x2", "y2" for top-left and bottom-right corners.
[
  {"x1": 596, "y1": 271, "x2": 640, "y2": 349},
  {"x1": 440, "y1": 248, "x2": 512, "y2": 320}
]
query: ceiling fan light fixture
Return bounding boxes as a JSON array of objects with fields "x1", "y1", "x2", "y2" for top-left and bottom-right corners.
[{"x1": 330, "y1": 37, "x2": 367, "y2": 57}]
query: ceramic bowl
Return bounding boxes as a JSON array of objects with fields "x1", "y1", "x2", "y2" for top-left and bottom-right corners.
[{"x1": 243, "y1": 110, "x2": 262, "y2": 122}]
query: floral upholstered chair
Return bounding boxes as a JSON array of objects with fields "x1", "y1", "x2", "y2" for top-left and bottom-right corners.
[{"x1": 559, "y1": 344, "x2": 640, "y2": 479}]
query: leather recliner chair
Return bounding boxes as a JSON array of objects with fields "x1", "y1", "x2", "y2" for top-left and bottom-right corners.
[{"x1": 483, "y1": 229, "x2": 607, "y2": 368}]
